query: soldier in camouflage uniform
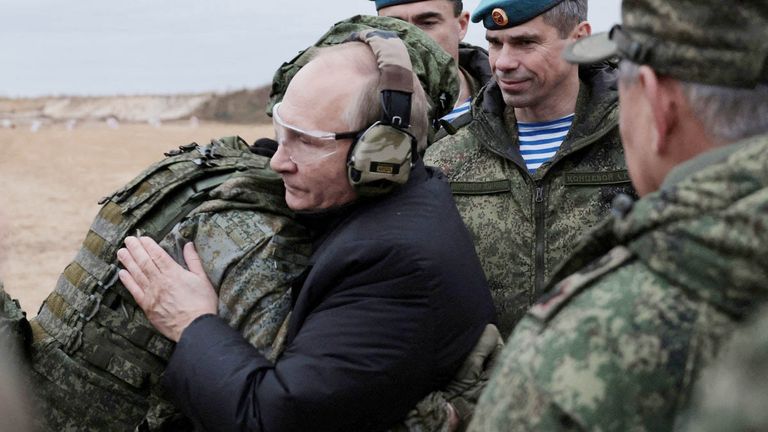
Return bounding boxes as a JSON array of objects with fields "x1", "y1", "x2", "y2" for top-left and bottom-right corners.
[
  {"x1": 424, "y1": 0, "x2": 634, "y2": 336},
  {"x1": 679, "y1": 305, "x2": 768, "y2": 432},
  {"x1": 371, "y1": 0, "x2": 493, "y2": 123},
  {"x1": 469, "y1": 0, "x2": 768, "y2": 430}
]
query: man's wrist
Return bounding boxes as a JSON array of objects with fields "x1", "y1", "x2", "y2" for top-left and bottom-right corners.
[{"x1": 177, "y1": 313, "x2": 218, "y2": 342}]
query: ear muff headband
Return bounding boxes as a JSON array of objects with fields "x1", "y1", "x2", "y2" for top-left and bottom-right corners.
[{"x1": 342, "y1": 29, "x2": 419, "y2": 197}]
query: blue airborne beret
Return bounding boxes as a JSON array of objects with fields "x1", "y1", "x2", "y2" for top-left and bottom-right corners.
[
  {"x1": 370, "y1": 0, "x2": 425, "y2": 10},
  {"x1": 471, "y1": 0, "x2": 563, "y2": 29}
]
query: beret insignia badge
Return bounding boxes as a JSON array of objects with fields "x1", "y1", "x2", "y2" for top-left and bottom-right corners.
[{"x1": 491, "y1": 8, "x2": 509, "y2": 26}]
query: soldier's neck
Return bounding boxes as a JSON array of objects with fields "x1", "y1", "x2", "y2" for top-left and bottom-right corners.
[{"x1": 455, "y1": 67, "x2": 471, "y2": 108}]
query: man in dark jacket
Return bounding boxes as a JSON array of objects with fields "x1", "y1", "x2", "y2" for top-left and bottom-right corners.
[
  {"x1": 373, "y1": 0, "x2": 493, "y2": 123},
  {"x1": 117, "y1": 29, "x2": 496, "y2": 432}
]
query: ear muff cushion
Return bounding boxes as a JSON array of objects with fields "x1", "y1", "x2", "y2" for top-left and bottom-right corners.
[{"x1": 347, "y1": 123, "x2": 416, "y2": 193}]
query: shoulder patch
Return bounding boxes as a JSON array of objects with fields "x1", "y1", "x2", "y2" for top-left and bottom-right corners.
[{"x1": 529, "y1": 246, "x2": 634, "y2": 322}]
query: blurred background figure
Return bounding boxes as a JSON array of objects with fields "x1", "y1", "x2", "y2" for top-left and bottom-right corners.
[
  {"x1": 0, "y1": 212, "x2": 34, "y2": 432},
  {"x1": 0, "y1": 299, "x2": 34, "y2": 432},
  {"x1": 679, "y1": 306, "x2": 768, "y2": 432}
]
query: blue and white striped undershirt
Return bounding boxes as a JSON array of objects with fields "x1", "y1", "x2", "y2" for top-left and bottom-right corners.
[
  {"x1": 518, "y1": 113, "x2": 574, "y2": 173},
  {"x1": 441, "y1": 98, "x2": 471, "y2": 123}
]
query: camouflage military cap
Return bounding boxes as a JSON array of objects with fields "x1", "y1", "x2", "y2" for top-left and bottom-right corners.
[
  {"x1": 471, "y1": 0, "x2": 563, "y2": 29},
  {"x1": 267, "y1": 15, "x2": 459, "y2": 122},
  {"x1": 564, "y1": 0, "x2": 768, "y2": 87}
]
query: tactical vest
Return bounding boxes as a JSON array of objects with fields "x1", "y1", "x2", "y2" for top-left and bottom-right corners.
[{"x1": 28, "y1": 136, "x2": 295, "y2": 431}]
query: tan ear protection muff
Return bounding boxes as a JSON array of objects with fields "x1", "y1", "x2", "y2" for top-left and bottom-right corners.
[{"x1": 342, "y1": 30, "x2": 419, "y2": 197}]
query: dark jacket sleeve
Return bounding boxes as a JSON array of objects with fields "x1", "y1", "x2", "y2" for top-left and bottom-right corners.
[{"x1": 162, "y1": 240, "x2": 448, "y2": 432}]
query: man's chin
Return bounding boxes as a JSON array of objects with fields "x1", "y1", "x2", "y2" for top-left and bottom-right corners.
[
  {"x1": 284, "y1": 191, "x2": 310, "y2": 212},
  {"x1": 501, "y1": 92, "x2": 534, "y2": 109}
]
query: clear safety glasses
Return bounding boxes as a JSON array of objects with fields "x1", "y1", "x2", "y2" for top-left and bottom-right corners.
[{"x1": 272, "y1": 102, "x2": 362, "y2": 165}]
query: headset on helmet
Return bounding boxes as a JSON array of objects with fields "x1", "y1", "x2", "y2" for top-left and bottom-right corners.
[{"x1": 342, "y1": 29, "x2": 419, "y2": 197}]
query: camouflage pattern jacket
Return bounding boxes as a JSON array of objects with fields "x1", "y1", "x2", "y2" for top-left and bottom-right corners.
[
  {"x1": 425, "y1": 63, "x2": 634, "y2": 336},
  {"x1": 469, "y1": 134, "x2": 768, "y2": 431}
]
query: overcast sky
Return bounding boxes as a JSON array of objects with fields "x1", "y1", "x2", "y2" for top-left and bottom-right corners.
[{"x1": 2, "y1": 1, "x2": 620, "y2": 97}]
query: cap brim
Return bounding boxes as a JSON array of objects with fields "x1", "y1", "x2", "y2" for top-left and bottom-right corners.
[{"x1": 563, "y1": 31, "x2": 620, "y2": 64}]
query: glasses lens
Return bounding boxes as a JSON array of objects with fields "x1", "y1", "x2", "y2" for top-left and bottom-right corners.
[{"x1": 273, "y1": 103, "x2": 339, "y2": 164}]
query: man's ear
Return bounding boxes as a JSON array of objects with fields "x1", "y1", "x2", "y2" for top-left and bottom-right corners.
[
  {"x1": 570, "y1": 21, "x2": 591, "y2": 40},
  {"x1": 457, "y1": 10, "x2": 470, "y2": 40},
  {"x1": 637, "y1": 65, "x2": 677, "y2": 156}
]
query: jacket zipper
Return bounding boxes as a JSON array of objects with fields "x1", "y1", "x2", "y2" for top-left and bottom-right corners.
[{"x1": 534, "y1": 183, "x2": 546, "y2": 299}]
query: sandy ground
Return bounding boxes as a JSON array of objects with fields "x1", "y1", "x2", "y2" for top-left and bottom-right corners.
[{"x1": 0, "y1": 121, "x2": 274, "y2": 315}]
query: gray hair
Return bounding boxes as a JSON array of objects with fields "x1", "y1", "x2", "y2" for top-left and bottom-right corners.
[
  {"x1": 315, "y1": 43, "x2": 430, "y2": 152},
  {"x1": 541, "y1": 0, "x2": 588, "y2": 38},
  {"x1": 619, "y1": 60, "x2": 768, "y2": 143}
]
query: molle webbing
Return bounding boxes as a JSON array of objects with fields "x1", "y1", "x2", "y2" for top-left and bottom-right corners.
[{"x1": 35, "y1": 136, "x2": 275, "y2": 388}]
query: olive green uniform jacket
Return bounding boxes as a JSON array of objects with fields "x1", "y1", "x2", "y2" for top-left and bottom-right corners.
[
  {"x1": 424, "y1": 63, "x2": 634, "y2": 335},
  {"x1": 469, "y1": 134, "x2": 768, "y2": 431}
]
